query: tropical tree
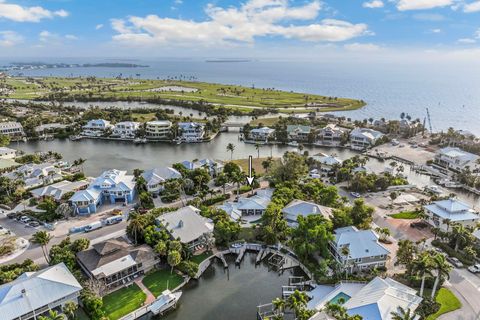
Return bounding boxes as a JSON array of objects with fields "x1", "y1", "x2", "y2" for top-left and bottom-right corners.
[
  {"x1": 167, "y1": 250, "x2": 182, "y2": 274},
  {"x1": 430, "y1": 253, "x2": 452, "y2": 299},
  {"x1": 62, "y1": 301, "x2": 78, "y2": 320},
  {"x1": 31, "y1": 231, "x2": 53, "y2": 264},
  {"x1": 226, "y1": 143, "x2": 235, "y2": 160},
  {"x1": 390, "y1": 307, "x2": 416, "y2": 320},
  {"x1": 255, "y1": 142, "x2": 261, "y2": 158},
  {"x1": 38, "y1": 310, "x2": 64, "y2": 320},
  {"x1": 272, "y1": 297, "x2": 286, "y2": 314},
  {"x1": 127, "y1": 212, "x2": 145, "y2": 245},
  {"x1": 413, "y1": 251, "x2": 434, "y2": 297}
]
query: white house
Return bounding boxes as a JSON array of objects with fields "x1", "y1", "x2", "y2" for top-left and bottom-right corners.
[
  {"x1": 141, "y1": 167, "x2": 182, "y2": 194},
  {"x1": 82, "y1": 119, "x2": 113, "y2": 131},
  {"x1": 218, "y1": 189, "x2": 273, "y2": 221},
  {"x1": 0, "y1": 263, "x2": 83, "y2": 320},
  {"x1": 178, "y1": 122, "x2": 205, "y2": 142},
  {"x1": 307, "y1": 277, "x2": 422, "y2": 320},
  {"x1": 282, "y1": 199, "x2": 333, "y2": 227},
  {"x1": 316, "y1": 124, "x2": 346, "y2": 146},
  {"x1": 31, "y1": 180, "x2": 90, "y2": 202},
  {"x1": 112, "y1": 121, "x2": 140, "y2": 138},
  {"x1": 311, "y1": 153, "x2": 342, "y2": 172},
  {"x1": 180, "y1": 159, "x2": 224, "y2": 177},
  {"x1": 145, "y1": 120, "x2": 172, "y2": 139},
  {"x1": 434, "y1": 147, "x2": 479, "y2": 172},
  {"x1": 329, "y1": 226, "x2": 390, "y2": 272},
  {"x1": 424, "y1": 198, "x2": 479, "y2": 231},
  {"x1": 3, "y1": 162, "x2": 63, "y2": 189},
  {"x1": 0, "y1": 121, "x2": 24, "y2": 137},
  {"x1": 249, "y1": 127, "x2": 275, "y2": 141},
  {"x1": 350, "y1": 128, "x2": 384, "y2": 150},
  {"x1": 0, "y1": 147, "x2": 16, "y2": 159},
  {"x1": 287, "y1": 125, "x2": 311, "y2": 142},
  {"x1": 34, "y1": 123, "x2": 68, "y2": 134},
  {"x1": 156, "y1": 206, "x2": 214, "y2": 251}
]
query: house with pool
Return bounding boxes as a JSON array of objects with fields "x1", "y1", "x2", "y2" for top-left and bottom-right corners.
[
  {"x1": 217, "y1": 188, "x2": 273, "y2": 221},
  {"x1": 307, "y1": 277, "x2": 422, "y2": 320},
  {"x1": 141, "y1": 166, "x2": 182, "y2": 194},
  {"x1": 69, "y1": 169, "x2": 135, "y2": 215},
  {"x1": 329, "y1": 226, "x2": 390, "y2": 272},
  {"x1": 281, "y1": 199, "x2": 332, "y2": 227}
]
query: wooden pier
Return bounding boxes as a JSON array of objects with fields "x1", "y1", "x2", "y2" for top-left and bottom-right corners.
[
  {"x1": 215, "y1": 253, "x2": 228, "y2": 268},
  {"x1": 235, "y1": 246, "x2": 247, "y2": 265},
  {"x1": 256, "y1": 249, "x2": 266, "y2": 264}
]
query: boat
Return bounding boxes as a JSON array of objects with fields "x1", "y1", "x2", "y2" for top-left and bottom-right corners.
[
  {"x1": 424, "y1": 185, "x2": 444, "y2": 195},
  {"x1": 133, "y1": 137, "x2": 147, "y2": 144},
  {"x1": 148, "y1": 290, "x2": 182, "y2": 315},
  {"x1": 287, "y1": 141, "x2": 299, "y2": 147},
  {"x1": 69, "y1": 135, "x2": 82, "y2": 141}
]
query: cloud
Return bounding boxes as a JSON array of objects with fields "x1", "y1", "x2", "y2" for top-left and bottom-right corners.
[
  {"x1": 95, "y1": 24, "x2": 104, "y2": 30},
  {"x1": 111, "y1": 0, "x2": 369, "y2": 47},
  {"x1": 463, "y1": 1, "x2": 480, "y2": 12},
  {"x1": 344, "y1": 42, "x2": 382, "y2": 52},
  {"x1": 396, "y1": 0, "x2": 455, "y2": 11},
  {"x1": 430, "y1": 28, "x2": 442, "y2": 33},
  {"x1": 363, "y1": 1, "x2": 384, "y2": 8},
  {"x1": 0, "y1": 1, "x2": 68, "y2": 22},
  {"x1": 65, "y1": 34, "x2": 78, "y2": 40},
  {"x1": 0, "y1": 30, "x2": 23, "y2": 47},
  {"x1": 39, "y1": 30, "x2": 76, "y2": 43},
  {"x1": 412, "y1": 13, "x2": 446, "y2": 21},
  {"x1": 457, "y1": 38, "x2": 476, "y2": 43},
  {"x1": 476, "y1": 28, "x2": 480, "y2": 38}
]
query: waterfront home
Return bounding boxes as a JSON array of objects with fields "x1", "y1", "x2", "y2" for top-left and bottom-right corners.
[
  {"x1": 146, "y1": 120, "x2": 172, "y2": 139},
  {"x1": 3, "y1": 162, "x2": 63, "y2": 189},
  {"x1": 287, "y1": 125, "x2": 311, "y2": 142},
  {"x1": 0, "y1": 121, "x2": 24, "y2": 137},
  {"x1": 34, "y1": 123, "x2": 68, "y2": 134},
  {"x1": 76, "y1": 237, "x2": 157, "y2": 291},
  {"x1": 142, "y1": 167, "x2": 182, "y2": 194},
  {"x1": 424, "y1": 198, "x2": 479, "y2": 231},
  {"x1": 307, "y1": 277, "x2": 422, "y2": 320},
  {"x1": 178, "y1": 122, "x2": 205, "y2": 142},
  {"x1": 434, "y1": 147, "x2": 479, "y2": 173},
  {"x1": 316, "y1": 124, "x2": 346, "y2": 146},
  {"x1": 282, "y1": 199, "x2": 332, "y2": 227},
  {"x1": 156, "y1": 206, "x2": 214, "y2": 251},
  {"x1": 311, "y1": 153, "x2": 342, "y2": 172},
  {"x1": 349, "y1": 128, "x2": 384, "y2": 150},
  {"x1": 0, "y1": 146, "x2": 16, "y2": 159},
  {"x1": 329, "y1": 226, "x2": 390, "y2": 272},
  {"x1": 249, "y1": 127, "x2": 275, "y2": 141},
  {"x1": 112, "y1": 121, "x2": 140, "y2": 138},
  {"x1": 0, "y1": 263, "x2": 83, "y2": 320},
  {"x1": 70, "y1": 169, "x2": 135, "y2": 215},
  {"x1": 31, "y1": 179, "x2": 90, "y2": 202},
  {"x1": 181, "y1": 158, "x2": 224, "y2": 177},
  {"x1": 218, "y1": 188, "x2": 273, "y2": 221},
  {"x1": 83, "y1": 119, "x2": 113, "y2": 132}
]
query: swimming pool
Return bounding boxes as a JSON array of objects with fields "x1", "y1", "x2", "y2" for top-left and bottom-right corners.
[{"x1": 329, "y1": 292, "x2": 351, "y2": 305}]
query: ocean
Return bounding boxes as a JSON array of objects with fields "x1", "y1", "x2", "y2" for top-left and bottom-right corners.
[{"x1": 2, "y1": 58, "x2": 480, "y2": 134}]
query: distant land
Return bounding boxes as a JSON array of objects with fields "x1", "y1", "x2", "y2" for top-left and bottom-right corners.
[{"x1": 1, "y1": 62, "x2": 149, "y2": 71}]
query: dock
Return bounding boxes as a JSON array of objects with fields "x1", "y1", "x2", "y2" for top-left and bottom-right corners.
[
  {"x1": 235, "y1": 246, "x2": 246, "y2": 265},
  {"x1": 215, "y1": 252, "x2": 228, "y2": 268},
  {"x1": 256, "y1": 249, "x2": 266, "y2": 264}
]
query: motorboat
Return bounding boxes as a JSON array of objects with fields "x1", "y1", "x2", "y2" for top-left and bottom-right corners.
[{"x1": 148, "y1": 290, "x2": 182, "y2": 315}]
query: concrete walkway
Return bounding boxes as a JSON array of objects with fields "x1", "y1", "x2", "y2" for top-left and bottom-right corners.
[{"x1": 135, "y1": 278, "x2": 156, "y2": 304}]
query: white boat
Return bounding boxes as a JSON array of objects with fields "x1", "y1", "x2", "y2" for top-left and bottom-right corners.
[
  {"x1": 425, "y1": 185, "x2": 444, "y2": 195},
  {"x1": 148, "y1": 290, "x2": 182, "y2": 315},
  {"x1": 70, "y1": 135, "x2": 82, "y2": 141},
  {"x1": 287, "y1": 141, "x2": 299, "y2": 147},
  {"x1": 134, "y1": 137, "x2": 147, "y2": 144}
]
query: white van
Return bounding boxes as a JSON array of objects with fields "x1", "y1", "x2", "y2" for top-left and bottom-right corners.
[
  {"x1": 105, "y1": 216, "x2": 123, "y2": 225},
  {"x1": 84, "y1": 221, "x2": 103, "y2": 232}
]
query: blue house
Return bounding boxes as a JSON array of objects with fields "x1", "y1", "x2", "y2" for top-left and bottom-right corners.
[{"x1": 70, "y1": 169, "x2": 136, "y2": 215}]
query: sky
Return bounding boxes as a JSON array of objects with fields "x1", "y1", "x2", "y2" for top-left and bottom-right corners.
[{"x1": 0, "y1": 0, "x2": 479, "y2": 61}]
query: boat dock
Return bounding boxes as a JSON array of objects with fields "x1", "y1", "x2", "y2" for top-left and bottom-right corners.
[
  {"x1": 256, "y1": 249, "x2": 266, "y2": 264},
  {"x1": 235, "y1": 246, "x2": 246, "y2": 265},
  {"x1": 215, "y1": 252, "x2": 228, "y2": 268}
]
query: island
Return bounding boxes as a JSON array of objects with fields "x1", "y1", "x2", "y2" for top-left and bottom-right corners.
[{"x1": 0, "y1": 76, "x2": 365, "y2": 114}]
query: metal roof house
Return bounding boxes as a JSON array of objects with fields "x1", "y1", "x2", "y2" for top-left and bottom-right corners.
[
  {"x1": 282, "y1": 199, "x2": 333, "y2": 227},
  {"x1": 0, "y1": 263, "x2": 83, "y2": 320},
  {"x1": 329, "y1": 226, "x2": 390, "y2": 272},
  {"x1": 434, "y1": 147, "x2": 480, "y2": 172},
  {"x1": 350, "y1": 128, "x2": 383, "y2": 150},
  {"x1": 217, "y1": 188, "x2": 273, "y2": 221},
  {"x1": 156, "y1": 206, "x2": 214, "y2": 251},
  {"x1": 307, "y1": 277, "x2": 422, "y2": 320},
  {"x1": 31, "y1": 179, "x2": 90, "y2": 201},
  {"x1": 142, "y1": 167, "x2": 182, "y2": 194},
  {"x1": 424, "y1": 198, "x2": 479, "y2": 231},
  {"x1": 180, "y1": 158, "x2": 224, "y2": 176}
]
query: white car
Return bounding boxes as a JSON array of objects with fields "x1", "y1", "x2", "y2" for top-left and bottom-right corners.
[
  {"x1": 468, "y1": 264, "x2": 480, "y2": 274},
  {"x1": 350, "y1": 192, "x2": 361, "y2": 198}
]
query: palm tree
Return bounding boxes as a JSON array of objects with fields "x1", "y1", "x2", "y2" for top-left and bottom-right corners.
[
  {"x1": 128, "y1": 212, "x2": 144, "y2": 245},
  {"x1": 62, "y1": 301, "x2": 78, "y2": 320},
  {"x1": 451, "y1": 223, "x2": 470, "y2": 251},
  {"x1": 226, "y1": 143, "x2": 235, "y2": 160},
  {"x1": 31, "y1": 231, "x2": 53, "y2": 264},
  {"x1": 413, "y1": 251, "x2": 434, "y2": 297},
  {"x1": 442, "y1": 218, "x2": 452, "y2": 232},
  {"x1": 430, "y1": 253, "x2": 452, "y2": 299},
  {"x1": 38, "y1": 310, "x2": 64, "y2": 320},
  {"x1": 390, "y1": 307, "x2": 416, "y2": 320},
  {"x1": 167, "y1": 250, "x2": 181, "y2": 274},
  {"x1": 255, "y1": 142, "x2": 261, "y2": 158},
  {"x1": 272, "y1": 297, "x2": 286, "y2": 315}
]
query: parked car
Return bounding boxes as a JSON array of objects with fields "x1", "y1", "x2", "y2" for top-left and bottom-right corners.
[
  {"x1": 20, "y1": 216, "x2": 31, "y2": 223},
  {"x1": 7, "y1": 212, "x2": 18, "y2": 219},
  {"x1": 350, "y1": 192, "x2": 361, "y2": 198},
  {"x1": 84, "y1": 221, "x2": 103, "y2": 232},
  {"x1": 447, "y1": 257, "x2": 464, "y2": 268},
  {"x1": 468, "y1": 264, "x2": 480, "y2": 273},
  {"x1": 410, "y1": 221, "x2": 429, "y2": 229},
  {"x1": 28, "y1": 221, "x2": 40, "y2": 228}
]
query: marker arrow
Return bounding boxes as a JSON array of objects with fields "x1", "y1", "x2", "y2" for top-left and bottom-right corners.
[{"x1": 246, "y1": 155, "x2": 254, "y2": 186}]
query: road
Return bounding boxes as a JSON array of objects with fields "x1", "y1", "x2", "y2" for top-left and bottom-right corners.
[{"x1": 440, "y1": 269, "x2": 480, "y2": 320}]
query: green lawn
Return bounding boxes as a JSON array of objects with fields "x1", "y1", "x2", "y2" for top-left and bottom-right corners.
[
  {"x1": 389, "y1": 211, "x2": 419, "y2": 219},
  {"x1": 102, "y1": 283, "x2": 146, "y2": 320},
  {"x1": 191, "y1": 252, "x2": 211, "y2": 264},
  {"x1": 426, "y1": 288, "x2": 462, "y2": 320},
  {"x1": 142, "y1": 269, "x2": 184, "y2": 297}
]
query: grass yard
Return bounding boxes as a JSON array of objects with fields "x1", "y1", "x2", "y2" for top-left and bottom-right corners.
[
  {"x1": 250, "y1": 117, "x2": 281, "y2": 127},
  {"x1": 131, "y1": 112, "x2": 157, "y2": 122},
  {"x1": 426, "y1": 288, "x2": 462, "y2": 320},
  {"x1": 142, "y1": 269, "x2": 184, "y2": 297},
  {"x1": 389, "y1": 211, "x2": 420, "y2": 219},
  {"x1": 232, "y1": 157, "x2": 280, "y2": 175},
  {"x1": 191, "y1": 252, "x2": 211, "y2": 264},
  {"x1": 102, "y1": 283, "x2": 146, "y2": 320}
]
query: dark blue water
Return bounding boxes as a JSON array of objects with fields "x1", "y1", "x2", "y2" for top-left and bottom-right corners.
[{"x1": 3, "y1": 58, "x2": 480, "y2": 134}]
